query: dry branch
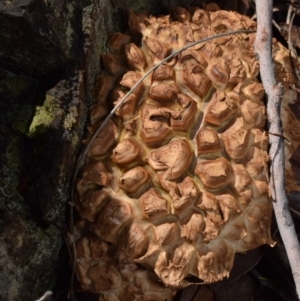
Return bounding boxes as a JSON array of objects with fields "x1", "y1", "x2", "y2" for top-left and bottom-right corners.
[{"x1": 255, "y1": 0, "x2": 300, "y2": 298}]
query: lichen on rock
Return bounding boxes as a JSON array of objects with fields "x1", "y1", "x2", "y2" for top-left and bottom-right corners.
[{"x1": 28, "y1": 94, "x2": 57, "y2": 137}]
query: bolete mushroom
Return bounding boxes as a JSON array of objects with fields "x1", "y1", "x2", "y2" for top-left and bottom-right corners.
[{"x1": 73, "y1": 6, "x2": 300, "y2": 301}]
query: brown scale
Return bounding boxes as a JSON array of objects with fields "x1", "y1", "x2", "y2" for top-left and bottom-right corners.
[{"x1": 72, "y1": 5, "x2": 300, "y2": 301}]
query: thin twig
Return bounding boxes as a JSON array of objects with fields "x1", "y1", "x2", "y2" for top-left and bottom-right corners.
[
  {"x1": 290, "y1": 207, "x2": 300, "y2": 219},
  {"x1": 290, "y1": 84, "x2": 300, "y2": 93},
  {"x1": 251, "y1": 7, "x2": 279, "y2": 19},
  {"x1": 267, "y1": 131, "x2": 292, "y2": 145},
  {"x1": 255, "y1": 0, "x2": 300, "y2": 299},
  {"x1": 287, "y1": 0, "x2": 295, "y2": 25},
  {"x1": 288, "y1": 11, "x2": 296, "y2": 52},
  {"x1": 0, "y1": 80, "x2": 13, "y2": 91},
  {"x1": 272, "y1": 19, "x2": 283, "y2": 33},
  {"x1": 35, "y1": 291, "x2": 52, "y2": 301},
  {"x1": 0, "y1": 179, "x2": 14, "y2": 198},
  {"x1": 251, "y1": 8, "x2": 281, "y2": 32}
]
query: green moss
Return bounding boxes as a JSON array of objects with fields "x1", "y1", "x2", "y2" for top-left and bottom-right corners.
[{"x1": 28, "y1": 94, "x2": 56, "y2": 137}]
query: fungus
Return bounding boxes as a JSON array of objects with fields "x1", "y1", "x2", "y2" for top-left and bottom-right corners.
[
  {"x1": 125, "y1": 43, "x2": 145, "y2": 70},
  {"x1": 181, "y1": 62, "x2": 212, "y2": 97},
  {"x1": 194, "y1": 157, "x2": 232, "y2": 189},
  {"x1": 149, "y1": 82, "x2": 180, "y2": 102},
  {"x1": 196, "y1": 127, "x2": 220, "y2": 154},
  {"x1": 71, "y1": 6, "x2": 300, "y2": 301},
  {"x1": 140, "y1": 188, "x2": 168, "y2": 219},
  {"x1": 107, "y1": 32, "x2": 131, "y2": 54},
  {"x1": 112, "y1": 139, "x2": 140, "y2": 165},
  {"x1": 86, "y1": 120, "x2": 118, "y2": 158}
]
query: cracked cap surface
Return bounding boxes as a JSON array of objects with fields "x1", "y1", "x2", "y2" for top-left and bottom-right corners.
[{"x1": 71, "y1": 6, "x2": 300, "y2": 301}]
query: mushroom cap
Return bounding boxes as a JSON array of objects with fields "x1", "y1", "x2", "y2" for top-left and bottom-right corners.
[{"x1": 70, "y1": 6, "x2": 300, "y2": 301}]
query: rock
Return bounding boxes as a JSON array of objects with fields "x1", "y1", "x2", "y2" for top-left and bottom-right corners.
[
  {"x1": 0, "y1": 0, "x2": 79, "y2": 77},
  {"x1": 0, "y1": 125, "x2": 62, "y2": 301},
  {"x1": 0, "y1": 0, "x2": 108, "y2": 299}
]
